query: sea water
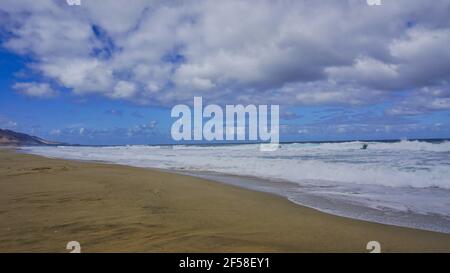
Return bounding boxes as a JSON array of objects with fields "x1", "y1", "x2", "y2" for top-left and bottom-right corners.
[{"x1": 21, "y1": 140, "x2": 450, "y2": 233}]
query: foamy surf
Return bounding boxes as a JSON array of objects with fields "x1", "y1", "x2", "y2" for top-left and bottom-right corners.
[{"x1": 21, "y1": 140, "x2": 450, "y2": 233}]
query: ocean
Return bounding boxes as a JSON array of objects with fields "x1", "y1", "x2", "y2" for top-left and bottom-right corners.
[{"x1": 21, "y1": 139, "x2": 450, "y2": 233}]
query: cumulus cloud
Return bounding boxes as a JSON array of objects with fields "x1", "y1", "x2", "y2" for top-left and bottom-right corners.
[
  {"x1": 50, "y1": 129, "x2": 61, "y2": 136},
  {"x1": 387, "y1": 86, "x2": 450, "y2": 115},
  {"x1": 1, "y1": 0, "x2": 450, "y2": 112},
  {"x1": 49, "y1": 121, "x2": 159, "y2": 140},
  {"x1": 282, "y1": 108, "x2": 450, "y2": 137},
  {"x1": 12, "y1": 82, "x2": 57, "y2": 98},
  {"x1": 110, "y1": 81, "x2": 136, "y2": 99},
  {"x1": 0, "y1": 115, "x2": 18, "y2": 129}
]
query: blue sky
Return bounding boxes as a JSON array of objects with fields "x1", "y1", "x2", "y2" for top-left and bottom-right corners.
[{"x1": 1, "y1": 0, "x2": 450, "y2": 145}]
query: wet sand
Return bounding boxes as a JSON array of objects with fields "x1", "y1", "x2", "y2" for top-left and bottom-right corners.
[{"x1": 1, "y1": 148, "x2": 450, "y2": 252}]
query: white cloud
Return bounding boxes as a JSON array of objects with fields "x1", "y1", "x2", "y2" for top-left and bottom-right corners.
[
  {"x1": 50, "y1": 129, "x2": 61, "y2": 136},
  {"x1": 111, "y1": 81, "x2": 136, "y2": 99},
  {"x1": 326, "y1": 57, "x2": 399, "y2": 90},
  {"x1": 39, "y1": 58, "x2": 113, "y2": 95},
  {"x1": 1, "y1": 0, "x2": 450, "y2": 111},
  {"x1": 12, "y1": 82, "x2": 57, "y2": 98},
  {"x1": 0, "y1": 118, "x2": 18, "y2": 130},
  {"x1": 387, "y1": 86, "x2": 450, "y2": 115}
]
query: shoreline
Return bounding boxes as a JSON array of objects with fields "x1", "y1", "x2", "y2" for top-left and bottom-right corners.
[
  {"x1": 183, "y1": 170, "x2": 450, "y2": 235},
  {"x1": 17, "y1": 146, "x2": 450, "y2": 235},
  {"x1": 1, "y1": 149, "x2": 450, "y2": 252}
]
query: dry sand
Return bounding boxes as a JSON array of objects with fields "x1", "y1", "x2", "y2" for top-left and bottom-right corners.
[{"x1": 1, "y1": 148, "x2": 450, "y2": 252}]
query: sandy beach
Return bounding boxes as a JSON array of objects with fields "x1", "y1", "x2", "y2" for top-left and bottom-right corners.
[{"x1": 1, "y1": 148, "x2": 450, "y2": 253}]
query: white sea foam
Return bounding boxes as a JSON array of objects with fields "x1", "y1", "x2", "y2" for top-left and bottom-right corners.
[
  {"x1": 24, "y1": 141, "x2": 450, "y2": 188},
  {"x1": 21, "y1": 140, "x2": 450, "y2": 232}
]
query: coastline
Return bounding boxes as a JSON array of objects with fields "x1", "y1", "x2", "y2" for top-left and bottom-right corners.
[
  {"x1": 184, "y1": 170, "x2": 450, "y2": 234},
  {"x1": 1, "y1": 149, "x2": 450, "y2": 252}
]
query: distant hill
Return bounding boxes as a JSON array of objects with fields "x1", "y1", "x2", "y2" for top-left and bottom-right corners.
[{"x1": 0, "y1": 129, "x2": 65, "y2": 146}]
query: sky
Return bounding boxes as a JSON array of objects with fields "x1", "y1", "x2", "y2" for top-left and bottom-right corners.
[{"x1": 1, "y1": 0, "x2": 450, "y2": 145}]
